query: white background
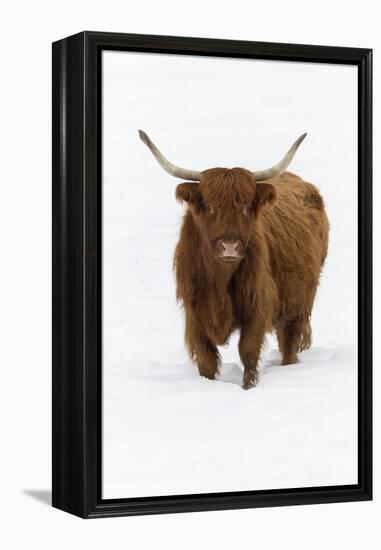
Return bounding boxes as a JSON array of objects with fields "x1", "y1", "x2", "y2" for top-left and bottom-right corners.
[
  {"x1": 103, "y1": 53, "x2": 358, "y2": 498},
  {"x1": 0, "y1": 1, "x2": 378, "y2": 549}
]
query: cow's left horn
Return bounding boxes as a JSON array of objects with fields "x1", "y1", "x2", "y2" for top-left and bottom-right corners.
[
  {"x1": 252, "y1": 133, "x2": 307, "y2": 181},
  {"x1": 138, "y1": 130, "x2": 201, "y2": 181}
]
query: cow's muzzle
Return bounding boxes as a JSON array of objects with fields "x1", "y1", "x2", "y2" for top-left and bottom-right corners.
[{"x1": 213, "y1": 237, "x2": 245, "y2": 263}]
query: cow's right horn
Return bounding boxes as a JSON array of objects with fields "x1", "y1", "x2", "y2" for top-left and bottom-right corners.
[{"x1": 138, "y1": 130, "x2": 201, "y2": 181}]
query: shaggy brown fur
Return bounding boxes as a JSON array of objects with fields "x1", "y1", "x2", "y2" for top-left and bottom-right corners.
[{"x1": 173, "y1": 168, "x2": 329, "y2": 389}]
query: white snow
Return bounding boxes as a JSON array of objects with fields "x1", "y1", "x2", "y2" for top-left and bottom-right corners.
[{"x1": 102, "y1": 52, "x2": 358, "y2": 498}]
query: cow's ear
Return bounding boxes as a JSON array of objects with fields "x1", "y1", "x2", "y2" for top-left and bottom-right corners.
[
  {"x1": 175, "y1": 182, "x2": 203, "y2": 209},
  {"x1": 253, "y1": 182, "x2": 277, "y2": 215}
]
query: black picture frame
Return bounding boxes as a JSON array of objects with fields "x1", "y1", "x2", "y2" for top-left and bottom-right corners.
[{"x1": 52, "y1": 31, "x2": 372, "y2": 519}]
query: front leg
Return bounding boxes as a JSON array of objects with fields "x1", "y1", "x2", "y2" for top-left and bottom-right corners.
[
  {"x1": 184, "y1": 304, "x2": 220, "y2": 380},
  {"x1": 239, "y1": 319, "x2": 266, "y2": 389}
]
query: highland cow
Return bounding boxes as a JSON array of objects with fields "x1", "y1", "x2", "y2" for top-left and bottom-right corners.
[{"x1": 139, "y1": 130, "x2": 329, "y2": 389}]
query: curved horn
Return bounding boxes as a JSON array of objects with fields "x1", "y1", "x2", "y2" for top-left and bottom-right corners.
[
  {"x1": 138, "y1": 130, "x2": 201, "y2": 181},
  {"x1": 253, "y1": 133, "x2": 307, "y2": 181}
]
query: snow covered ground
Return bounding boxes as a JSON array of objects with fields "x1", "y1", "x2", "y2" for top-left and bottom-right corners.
[{"x1": 102, "y1": 52, "x2": 358, "y2": 498}]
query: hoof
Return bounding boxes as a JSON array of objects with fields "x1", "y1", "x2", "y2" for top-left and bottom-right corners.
[
  {"x1": 242, "y1": 377, "x2": 258, "y2": 390},
  {"x1": 200, "y1": 372, "x2": 216, "y2": 381},
  {"x1": 281, "y1": 357, "x2": 298, "y2": 366}
]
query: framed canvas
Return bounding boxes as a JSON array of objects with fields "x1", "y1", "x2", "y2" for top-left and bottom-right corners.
[{"x1": 52, "y1": 31, "x2": 372, "y2": 518}]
